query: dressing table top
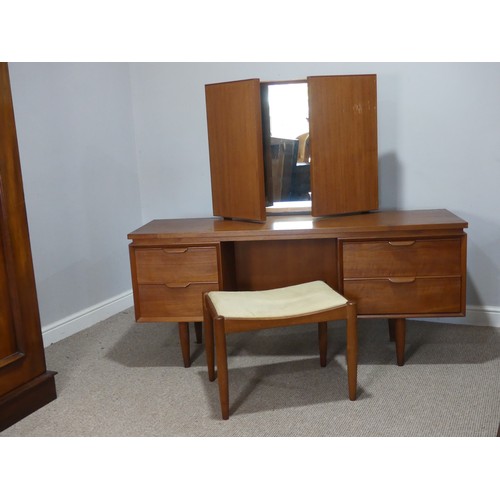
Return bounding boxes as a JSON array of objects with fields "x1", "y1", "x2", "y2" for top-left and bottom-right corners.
[{"x1": 128, "y1": 209, "x2": 468, "y2": 243}]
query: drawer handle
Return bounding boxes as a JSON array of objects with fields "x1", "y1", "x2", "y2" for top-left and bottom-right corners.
[
  {"x1": 388, "y1": 241, "x2": 416, "y2": 246},
  {"x1": 163, "y1": 248, "x2": 188, "y2": 254},
  {"x1": 163, "y1": 282, "x2": 218, "y2": 289},
  {"x1": 388, "y1": 277, "x2": 416, "y2": 284}
]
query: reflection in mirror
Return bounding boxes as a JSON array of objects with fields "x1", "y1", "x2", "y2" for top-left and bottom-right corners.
[{"x1": 262, "y1": 82, "x2": 311, "y2": 213}]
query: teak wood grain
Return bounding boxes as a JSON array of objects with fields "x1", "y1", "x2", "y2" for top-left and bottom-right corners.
[
  {"x1": 343, "y1": 277, "x2": 463, "y2": 315},
  {"x1": 205, "y1": 74, "x2": 379, "y2": 220},
  {"x1": 342, "y1": 238, "x2": 463, "y2": 278},
  {"x1": 233, "y1": 239, "x2": 338, "y2": 291},
  {"x1": 128, "y1": 210, "x2": 467, "y2": 243},
  {"x1": 205, "y1": 79, "x2": 266, "y2": 222},
  {"x1": 128, "y1": 209, "x2": 467, "y2": 367},
  {"x1": 308, "y1": 75, "x2": 379, "y2": 216},
  {"x1": 135, "y1": 246, "x2": 219, "y2": 285}
]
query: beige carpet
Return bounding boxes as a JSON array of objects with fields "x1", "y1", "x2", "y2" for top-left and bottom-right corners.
[{"x1": 1, "y1": 308, "x2": 499, "y2": 436}]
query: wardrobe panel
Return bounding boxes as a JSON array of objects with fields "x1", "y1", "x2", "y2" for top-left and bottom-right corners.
[{"x1": 0, "y1": 62, "x2": 56, "y2": 430}]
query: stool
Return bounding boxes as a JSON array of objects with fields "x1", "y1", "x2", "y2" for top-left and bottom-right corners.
[{"x1": 203, "y1": 280, "x2": 357, "y2": 420}]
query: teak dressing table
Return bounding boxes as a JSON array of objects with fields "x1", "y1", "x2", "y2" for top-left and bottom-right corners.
[
  {"x1": 128, "y1": 210, "x2": 468, "y2": 367},
  {"x1": 127, "y1": 74, "x2": 468, "y2": 368}
]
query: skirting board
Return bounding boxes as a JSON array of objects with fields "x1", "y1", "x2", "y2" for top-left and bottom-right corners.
[
  {"x1": 415, "y1": 305, "x2": 500, "y2": 328},
  {"x1": 41, "y1": 296, "x2": 500, "y2": 348},
  {"x1": 42, "y1": 290, "x2": 134, "y2": 347}
]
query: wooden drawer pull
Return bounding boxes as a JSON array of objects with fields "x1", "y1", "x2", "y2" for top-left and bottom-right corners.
[
  {"x1": 163, "y1": 248, "x2": 188, "y2": 254},
  {"x1": 388, "y1": 277, "x2": 416, "y2": 284},
  {"x1": 164, "y1": 281, "x2": 218, "y2": 288},
  {"x1": 388, "y1": 241, "x2": 416, "y2": 246}
]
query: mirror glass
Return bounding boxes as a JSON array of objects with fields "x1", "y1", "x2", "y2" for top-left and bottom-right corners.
[{"x1": 263, "y1": 82, "x2": 311, "y2": 213}]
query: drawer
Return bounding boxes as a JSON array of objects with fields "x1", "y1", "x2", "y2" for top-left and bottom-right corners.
[
  {"x1": 342, "y1": 238, "x2": 462, "y2": 278},
  {"x1": 137, "y1": 282, "x2": 219, "y2": 320},
  {"x1": 135, "y1": 246, "x2": 218, "y2": 285},
  {"x1": 343, "y1": 276, "x2": 462, "y2": 315}
]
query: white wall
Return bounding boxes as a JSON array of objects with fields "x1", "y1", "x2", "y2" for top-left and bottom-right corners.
[
  {"x1": 8, "y1": 62, "x2": 500, "y2": 343},
  {"x1": 9, "y1": 63, "x2": 143, "y2": 343}
]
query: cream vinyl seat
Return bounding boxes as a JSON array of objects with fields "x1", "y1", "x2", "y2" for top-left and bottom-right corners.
[{"x1": 203, "y1": 281, "x2": 358, "y2": 420}]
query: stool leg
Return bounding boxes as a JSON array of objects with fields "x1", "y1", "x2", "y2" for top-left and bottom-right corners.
[
  {"x1": 214, "y1": 318, "x2": 229, "y2": 420},
  {"x1": 203, "y1": 295, "x2": 215, "y2": 381},
  {"x1": 318, "y1": 322, "x2": 327, "y2": 367},
  {"x1": 346, "y1": 302, "x2": 358, "y2": 401}
]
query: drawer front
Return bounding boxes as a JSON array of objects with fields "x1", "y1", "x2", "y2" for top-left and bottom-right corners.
[
  {"x1": 343, "y1": 277, "x2": 462, "y2": 315},
  {"x1": 135, "y1": 246, "x2": 218, "y2": 285},
  {"x1": 342, "y1": 238, "x2": 462, "y2": 278},
  {"x1": 137, "y1": 283, "x2": 219, "y2": 320}
]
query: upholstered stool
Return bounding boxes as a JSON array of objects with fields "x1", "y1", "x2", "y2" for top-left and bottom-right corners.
[{"x1": 203, "y1": 281, "x2": 357, "y2": 420}]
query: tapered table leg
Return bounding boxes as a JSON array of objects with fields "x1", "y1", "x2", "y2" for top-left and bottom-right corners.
[
  {"x1": 346, "y1": 302, "x2": 358, "y2": 401},
  {"x1": 388, "y1": 318, "x2": 406, "y2": 366},
  {"x1": 178, "y1": 322, "x2": 191, "y2": 368},
  {"x1": 194, "y1": 321, "x2": 202, "y2": 344},
  {"x1": 388, "y1": 319, "x2": 395, "y2": 342},
  {"x1": 318, "y1": 322, "x2": 327, "y2": 367}
]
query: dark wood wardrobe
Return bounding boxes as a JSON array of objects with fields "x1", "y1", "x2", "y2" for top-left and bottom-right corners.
[{"x1": 0, "y1": 62, "x2": 56, "y2": 431}]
